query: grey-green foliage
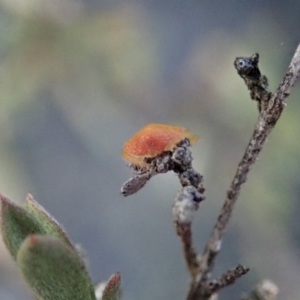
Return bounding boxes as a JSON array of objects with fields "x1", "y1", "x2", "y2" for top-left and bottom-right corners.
[
  {"x1": 0, "y1": 194, "x2": 113, "y2": 300},
  {"x1": 1, "y1": 195, "x2": 47, "y2": 260},
  {"x1": 24, "y1": 194, "x2": 75, "y2": 249},
  {"x1": 17, "y1": 235, "x2": 96, "y2": 300}
]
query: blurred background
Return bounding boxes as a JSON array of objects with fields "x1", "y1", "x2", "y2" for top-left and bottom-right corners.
[{"x1": 0, "y1": 1, "x2": 300, "y2": 299}]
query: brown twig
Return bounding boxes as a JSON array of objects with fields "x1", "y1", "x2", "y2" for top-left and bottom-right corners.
[
  {"x1": 187, "y1": 43, "x2": 300, "y2": 300},
  {"x1": 173, "y1": 186, "x2": 204, "y2": 278},
  {"x1": 204, "y1": 264, "x2": 249, "y2": 297},
  {"x1": 174, "y1": 222, "x2": 199, "y2": 278},
  {"x1": 234, "y1": 53, "x2": 272, "y2": 112},
  {"x1": 171, "y1": 142, "x2": 205, "y2": 278}
]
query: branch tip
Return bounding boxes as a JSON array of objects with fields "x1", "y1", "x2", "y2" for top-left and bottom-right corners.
[{"x1": 186, "y1": 42, "x2": 300, "y2": 300}]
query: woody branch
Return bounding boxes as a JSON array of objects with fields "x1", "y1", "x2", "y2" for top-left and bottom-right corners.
[{"x1": 186, "y1": 42, "x2": 300, "y2": 300}]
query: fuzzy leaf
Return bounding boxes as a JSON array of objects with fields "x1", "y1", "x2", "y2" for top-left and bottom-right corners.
[
  {"x1": 0, "y1": 195, "x2": 46, "y2": 259},
  {"x1": 102, "y1": 272, "x2": 121, "y2": 300},
  {"x1": 24, "y1": 194, "x2": 74, "y2": 249},
  {"x1": 17, "y1": 235, "x2": 96, "y2": 300}
]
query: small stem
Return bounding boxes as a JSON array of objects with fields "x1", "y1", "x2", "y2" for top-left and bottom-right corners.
[
  {"x1": 174, "y1": 222, "x2": 199, "y2": 278},
  {"x1": 172, "y1": 142, "x2": 205, "y2": 278},
  {"x1": 204, "y1": 264, "x2": 249, "y2": 297},
  {"x1": 173, "y1": 186, "x2": 204, "y2": 278},
  {"x1": 187, "y1": 43, "x2": 300, "y2": 300},
  {"x1": 234, "y1": 53, "x2": 272, "y2": 112}
]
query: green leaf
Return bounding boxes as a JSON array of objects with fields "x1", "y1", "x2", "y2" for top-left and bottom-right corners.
[
  {"x1": 17, "y1": 235, "x2": 96, "y2": 300},
  {"x1": 0, "y1": 195, "x2": 46, "y2": 259},
  {"x1": 24, "y1": 194, "x2": 74, "y2": 249},
  {"x1": 102, "y1": 272, "x2": 121, "y2": 300}
]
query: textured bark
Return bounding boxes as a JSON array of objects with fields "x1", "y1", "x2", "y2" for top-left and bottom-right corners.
[{"x1": 187, "y1": 43, "x2": 300, "y2": 300}]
